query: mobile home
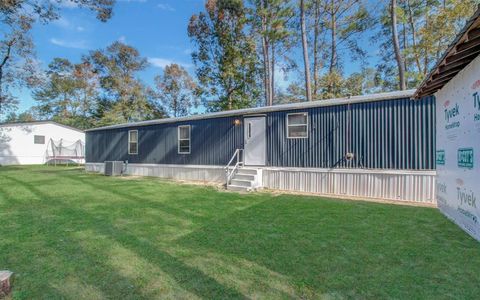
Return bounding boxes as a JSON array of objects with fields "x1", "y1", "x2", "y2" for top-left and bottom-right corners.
[
  {"x1": 85, "y1": 90, "x2": 436, "y2": 204},
  {"x1": 0, "y1": 121, "x2": 85, "y2": 165}
]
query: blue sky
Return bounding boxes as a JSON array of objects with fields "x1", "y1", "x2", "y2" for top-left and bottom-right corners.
[{"x1": 14, "y1": 0, "x2": 378, "y2": 113}]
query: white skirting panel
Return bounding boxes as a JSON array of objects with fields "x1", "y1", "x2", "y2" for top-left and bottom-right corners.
[
  {"x1": 85, "y1": 162, "x2": 105, "y2": 173},
  {"x1": 262, "y1": 168, "x2": 437, "y2": 204},
  {"x1": 85, "y1": 163, "x2": 225, "y2": 183},
  {"x1": 85, "y1": 163, "x2": 436, "y2": 204}
]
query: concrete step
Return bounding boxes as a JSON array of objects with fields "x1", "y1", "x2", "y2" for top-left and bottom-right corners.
[
  {"x1": 237, "y1": 168, "x2": 258, "y2": 175},
  {"x1": 230, "y1": 179, "x2": 253, "y2": 187},
  {"x1": 233, "y1": 174, "x2": 256, "y2": 181},
  {"x1": 227, "y1": 184, "x2": 250, "y2": 192}
]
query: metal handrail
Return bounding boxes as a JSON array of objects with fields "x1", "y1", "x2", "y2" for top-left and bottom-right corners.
[{"x1": 225, "y1": 149, "x2": 244, "y2": 185}]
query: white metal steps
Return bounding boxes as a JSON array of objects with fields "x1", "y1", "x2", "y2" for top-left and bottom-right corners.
[
  {"x1": 227, "y1": 167, "x2": 261, "y2": 192},
  {"x1": 225, "y1": 149, "x2": 262, "y2": 192}
]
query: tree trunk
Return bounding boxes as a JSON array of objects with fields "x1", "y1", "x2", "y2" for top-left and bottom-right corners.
[
  {"x1": 228, "y1": 89, "x2": 233, "y2": 110},
  {"x1": 329, "y1": 0, "x2": 337, "y2": 74},
  {"x1": 0, "y1": 40, "x2": 14, "y2": 113},
  {"x1": 391, "y1": 0, "x2": 406, "y2": 90},
  {"x1": 270, "y1": 43, "x2": 275, "y2": 106},
  {"x1": 313, "y1": 0, "x2": 321, "y2": 99},
  {"x1": 173, "y1": 97, "x2": 177, "y2": 117},
  {"x1": 406, "y1": 0, "x2": 422, "y2": 74},
  {"x1": 327, "y1": 0, "x2": 338, "y2": 95},
  {"x1": 402, "y1": 22, "x2": 408, "y2": 79},
  {"x1": 261, "y1": 2, "x2": 271, "y2": 106},
  {"x1": 300, "y1": 0, "x2": 312, "y2": 102},
  {"x1": 0, "y1": 271, "x2": 13, "y2": 296},
  {"x1": 262, "y1": 35, "x2": 270, "y2": 106},
  {"x1": 423, "y1": 6, "x2": 430, "y2": 75}
]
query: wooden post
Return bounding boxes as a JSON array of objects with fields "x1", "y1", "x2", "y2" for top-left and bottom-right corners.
[{"x1": 0, "y1": 271, "x2": 13, "y2": 296}]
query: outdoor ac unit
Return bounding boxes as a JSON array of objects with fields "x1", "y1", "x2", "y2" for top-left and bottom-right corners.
[{"x1": 104, "y1": 161, "x2": 124, "y2": 176}]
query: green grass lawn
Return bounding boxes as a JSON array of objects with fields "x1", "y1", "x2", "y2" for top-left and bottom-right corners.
[{"x1": 1, "y1": 165, "x2": 479, "y2": 299}]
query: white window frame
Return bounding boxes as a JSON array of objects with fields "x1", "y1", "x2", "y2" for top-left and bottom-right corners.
[
  {"x1": 128, "y1": 130, "x2": 138, "y2": 155},
  {"x1": 286, "y1": 112, "x2": 309, "y2": 139},
  {"x1": 34, "y1": 135, "x2": 45, "y2": 144},
  {"x1": 178, "y1": 125, "x2": 191, "y2": 154}
]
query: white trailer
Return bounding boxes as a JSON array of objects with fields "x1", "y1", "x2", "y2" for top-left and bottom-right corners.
[{"x1": 0, "y1": 121, "x2": 85, "y2": 166}]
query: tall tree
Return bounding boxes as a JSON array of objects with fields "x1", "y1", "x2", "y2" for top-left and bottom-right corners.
[
  {"x1": 249, "y1": 0, "x2": 294, "y2": 106},
  {"x1": 154, "y1": 64, "x2": 197, "y2": 118},
  {"x1": 310, "y1": 0, "x2": 326, "y2": 98},
  {"x1": 188, "y1": 0, "x2": 260, "y2": 111},
  {"x1": 391, "y1": 0, "x2": 406, "y2": 90},
  {"x1": 33, "y1": 58, "x2": 100, "y2": 129},
  {"x1": 275, "y1": 82, "x2": 304, "y2": 104},
  {"x1": 88, "y1": 42, "x2": 163, "y2": 125},
  {"x1": 300, "y1": 0, "x2": 312, "y2": 101},
  {"x1": 4, "y1": 111, "x2": 36, "y2": 123},
  {"x1": 0, "y1": 0, "x2": 115, "y2": 118},
  {"x1": 322, "y1": 0, "x2": 372, "y2": 94},
  {"x1": 377, "y1": 0, "x2": 479, "y2": 90},
  {"x1": 319, "y1": 66, "x2": 379, "y2": 98}
]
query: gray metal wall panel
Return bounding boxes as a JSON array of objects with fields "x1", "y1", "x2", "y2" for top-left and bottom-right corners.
[
  {"x1": 86, "y1": 96, "x2": 435, "y2": 170},
  {"x1": 266, "y1": 96, "x2": 435, "y2": 169},
  {"x1": 86, "y1": 116, "x2": 244, "y2": 165}
]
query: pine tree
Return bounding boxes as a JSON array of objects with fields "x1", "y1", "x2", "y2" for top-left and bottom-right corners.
[
  {"x1": 188, "y1": 0, "x2": 261, "y2": 111},
  {"x1": 249, "y1": 0, "x2": 294, "y2": 105},
  {"x1": 87, "y1": 42, "x2": 163, "y2": 125}
]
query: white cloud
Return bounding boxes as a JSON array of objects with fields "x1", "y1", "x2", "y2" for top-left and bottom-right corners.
[
  {"x1": 50, "y1": 38, "x2": 89, "y2": 50},
  {"x1": 118, "y1": 36, "x2": 127, "y2": 43},
  {"x1": 157, "y1": 3, "x2": 175, "y2": 11},
  {"x1": 148, "y1": 57, "x2": 191, "y2": 69},
  {"x1": 55, "y1": 0, "x2": 79, "y2": 9},
  {"x1": 148, "y1": 58, "x2": 174, "y2": 68},
  {"x1": 53, "y1": 17, "x2": 87, "y2": 32}
]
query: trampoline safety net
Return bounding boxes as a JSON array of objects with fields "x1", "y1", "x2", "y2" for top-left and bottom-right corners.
[{"x1": 45, "y1": 139, "x2": 85, "y2": 164}]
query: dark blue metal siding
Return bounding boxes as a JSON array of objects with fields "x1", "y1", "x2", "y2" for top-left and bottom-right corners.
[
  {"x1": 86, "y1": 96, "x2": 435, "y2": 170},
  {"x1": 86, "y1": 116, "x2": 244, "y2": 165},
  {"x1": 266, "y1": 96, "x2": 435, "y2": 169}
]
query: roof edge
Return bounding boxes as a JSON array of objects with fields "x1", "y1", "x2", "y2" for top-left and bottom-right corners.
[
  {"x1": 414, "y1": 5, "x2": 480, "y2": 98},
  {"x1": 0, "y1": 120, "x2": 84, "y2": 133},
  {"x1": 86, "y1": 89, "x2": 416, "y2": 132}
]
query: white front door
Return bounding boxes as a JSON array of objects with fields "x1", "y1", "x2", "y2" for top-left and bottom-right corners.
[{"x1": 244, "y1": 116, "x2": 266, "y2": 166}]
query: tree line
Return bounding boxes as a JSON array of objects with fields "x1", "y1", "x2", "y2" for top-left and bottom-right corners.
[{"x1": 1, "y1": 0, "x2": 478, "y2": 129}]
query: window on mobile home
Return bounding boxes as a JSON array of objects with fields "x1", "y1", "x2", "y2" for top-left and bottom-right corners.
[
  {"x1": 128, "y1": 130, "x2": 138, "y2": 155},
  {"x1": 287, "y1": 113, "x2": 308, "y2": 138},
  {"x1": 34, "y1": 135, "x2": 45, "y2": 144},
  {"x1": 178, "y1": 125, "x2": 191, "y2": 154}
]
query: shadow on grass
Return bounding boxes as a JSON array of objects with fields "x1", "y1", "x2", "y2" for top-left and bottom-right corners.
[
  {"x1": 1, "y1": 174, "x2": 248, "y2": 299},
  {"x1": 2, "y1": 167, "x2": 480, "y2": 299},
  {"x1": 60, "y1": 168, "x2": 263, "y2": 226},
  {"x1": 177, "y1": 195, "x2": 480, "y2": 298}
]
